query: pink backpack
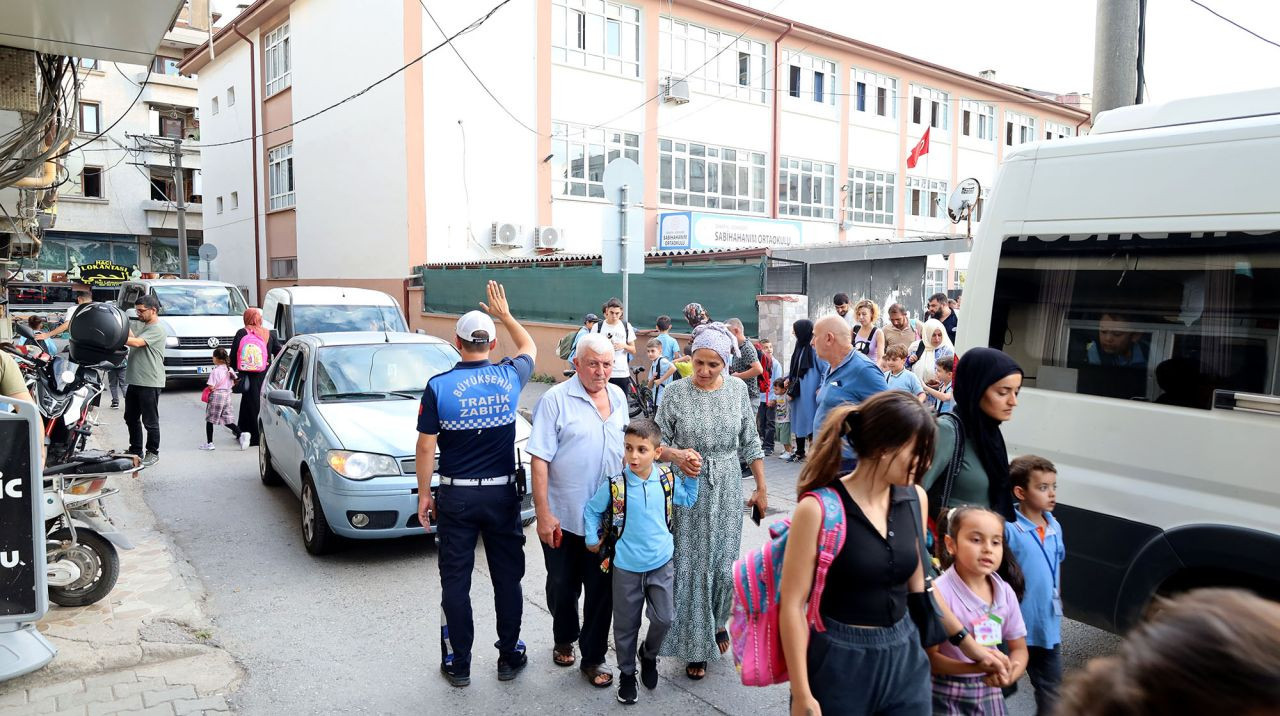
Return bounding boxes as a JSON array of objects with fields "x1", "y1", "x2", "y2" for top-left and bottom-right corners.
[
  {"x1": 729, "y1": 486, "x2": 847, "y2": 686},
  {"x1": 237, "y1": 330, "x2": 268, "y2": 373}
]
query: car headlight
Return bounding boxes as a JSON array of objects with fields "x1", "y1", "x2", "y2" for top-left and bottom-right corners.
[
  {"x1": 165, "y1": 336, "x2": 179, "y2": 348},
  {"x1": 326, "y1": 450, "x2": 400, "y2": 480}
]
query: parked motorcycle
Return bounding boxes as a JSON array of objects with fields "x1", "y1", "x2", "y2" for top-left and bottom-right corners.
[{"x1": 42, "y1": 450, "x2": 140, "y2": 607}]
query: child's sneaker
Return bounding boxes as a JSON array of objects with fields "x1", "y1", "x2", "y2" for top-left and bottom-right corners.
[
  {"x1": 778, "y1": 451, "x2": 792, "y2": 461},
  {"x1": 639, "y1": 653, "x2": 658, "y2": 690},
  {"x1": 238, "y1": 432, "x2": 250, "y2": 451},
  {"x1": 198, "y1": 442, "x2": 215, "y2": 451},
  {"x1": 616, "y1": 672, "x2": 638, "y2": 705}
]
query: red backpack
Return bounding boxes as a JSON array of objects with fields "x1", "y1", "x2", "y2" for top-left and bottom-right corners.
[{"x1": 753, "y1": 342, "x2": 772, "y2": 395}]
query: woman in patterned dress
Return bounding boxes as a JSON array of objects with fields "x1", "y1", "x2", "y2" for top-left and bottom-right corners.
[{"x1": 654, "y1": 322, "x2": 767, "y2": 680}]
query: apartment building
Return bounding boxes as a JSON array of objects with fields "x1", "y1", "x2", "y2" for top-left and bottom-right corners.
[
  {"x1": 181, "y1": 0, "x2": 1088, "y2": 304},
  {"x1": 27, "y1": 19, "x2": 208, "y2": 280}
]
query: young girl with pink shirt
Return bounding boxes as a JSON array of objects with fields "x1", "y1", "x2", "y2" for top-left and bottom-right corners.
[{"x1": 200, "y1": 348, "x2": 240, "y2": 450}]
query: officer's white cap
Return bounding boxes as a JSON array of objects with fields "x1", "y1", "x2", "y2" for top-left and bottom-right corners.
[{"x1": 455, "y1": 310, "x2": 496, "y2": 342}]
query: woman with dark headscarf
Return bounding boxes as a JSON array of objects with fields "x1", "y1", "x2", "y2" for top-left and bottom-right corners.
[
  {"x1": 231, "y1": 307, "x2": 281, "y2": 451},
  {"x1": 919, "y1": 347, "x2": 1023, "y2": 521},
  {"x1": 655, "y1": 322, "x2": 765, "y2": 680},
  {"x1": 783, "y1": 319, "x2": 828, "y2": 462}
]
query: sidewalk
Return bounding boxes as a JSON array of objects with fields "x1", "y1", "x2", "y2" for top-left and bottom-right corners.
[{"x1": 1, "y1": 411, "x2": 242, "y2": 715}]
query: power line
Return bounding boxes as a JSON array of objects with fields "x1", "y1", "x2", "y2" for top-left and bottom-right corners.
[
  {"x1": 1187, "y1": 0, "x2": 1280, "y2": 49},
  {"x1": 199, "y1": 0, "x2": 515, "y2": 149},
  {"x1": 49, "y1": 57, "x2": 154, "y2": 162},
  {"x1": 418, "y1": 0, "x2": 539, "y2": 135}
]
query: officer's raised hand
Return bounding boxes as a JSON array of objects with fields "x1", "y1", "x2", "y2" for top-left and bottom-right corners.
[{"x1": 479, "y1": 280, "x2": 511, "y2": 319}]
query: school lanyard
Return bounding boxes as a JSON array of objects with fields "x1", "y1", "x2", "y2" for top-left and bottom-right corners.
[{"x1": 1030, "y1": 525, "x2": 1059, "y2": 589}]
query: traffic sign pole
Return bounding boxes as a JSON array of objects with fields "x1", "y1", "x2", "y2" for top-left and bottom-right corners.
[{"x1": 619, "y1": 184, "x2": 629, "y2": 320}]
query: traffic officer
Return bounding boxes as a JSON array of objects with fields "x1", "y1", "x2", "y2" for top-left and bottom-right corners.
[{"x1": 416, "y1": 280, "x2": 537, "y2": 688}]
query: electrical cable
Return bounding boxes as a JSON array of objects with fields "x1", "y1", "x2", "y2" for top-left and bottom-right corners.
[
  {"x1": 199, "y1": 0, "x2": 515, "y2": 149},
  {"x1": 48, "y1": 57, "x2": 153, "y2": 162},
  {"x1": 418, "y1": 0, "x2": 539, "y2": 135},
  {"x1": 1187, "y1": 0, "x2": 1280, "y2": 49}
]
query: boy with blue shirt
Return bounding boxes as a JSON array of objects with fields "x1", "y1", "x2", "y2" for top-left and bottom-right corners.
[
  {"x1": 882, "y1": 344, "x2": 926, "y2": 402},
  {"x1": 1005, "y1": 455, "x2": 1066, "y2": 715},
  {"x1": 655, "y1": 315, "x2": 681, "y2": 364},
  {"x1": 584, "y1": 419, "x2": 699, "y2": 705}
]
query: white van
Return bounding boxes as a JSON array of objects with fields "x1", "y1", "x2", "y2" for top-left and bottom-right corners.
[
  {"x1": 962, "y1": 88, "x2": 1280, "y2": 633},
  {"x1": 116, "y1": 279, "x2": 249, "y2": 380},
  {"x1": 260, "y1": 286, "x2": 408, "y2": 342}
]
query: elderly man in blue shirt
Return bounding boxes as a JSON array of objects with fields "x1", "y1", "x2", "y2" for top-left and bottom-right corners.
[
  {"x1": 528, "y1": 332, "x2": 629, "y2": 689},
  {"x1": 810, "y1": 315, "x2": 889, "y2": 468}
]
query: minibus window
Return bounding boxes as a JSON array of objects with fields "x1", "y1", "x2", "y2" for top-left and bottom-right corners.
[{"x1": 989, "y1": 231, "x2": 1280, "y2": 409}]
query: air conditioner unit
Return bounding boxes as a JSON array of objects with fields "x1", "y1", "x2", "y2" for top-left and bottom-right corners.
[
  {"x1": 663, "y1": 77, "x2": 690, "y2": 105},
  {"x1": 534, "y1": 226, "x2": 565, "y2": 250},
  {"x1": 490, "y1": 221, "x2": 522, "y2": 247}
]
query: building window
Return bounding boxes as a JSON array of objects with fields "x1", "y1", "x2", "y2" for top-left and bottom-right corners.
[
  {"x1": 925, "y1": 267, "x2": 946, "y2": 297},
  {"x1": 227, "y1": 87, "x2": 236, "y2": 107},
  {"x1": 659, "y1": 138, "x2": 766, "y2": 213},
  {"x1": 216, "y1": 196, "x2": 224, "y2": 214},
  {"x1": 551, "y1": 0, "x2": 640, "y2": 78},
  {"x1": 152, "y1": 56, "x2": 181, "y2": 76},
  {"x1": 268, "y1": 143, "x2": 295, "y2": 210},
  {"x1": 851, "y1": 68, "x2": 897, "y2": 118},
  {"x1": 75, "y1": 57, "x2": 99, "y2": 71},
  {"x1": 270, "y1": 257, "x2": 298, "y2": 279},
  {"x1": 80, "y1": 166, "x2": 103, "y2": 198},
  {"x1": 549, "y1": 122, "x2": 639, "y2": 199},
  {"x1": 230, "y1": 191, "x2": 239, "y2": 210},
  {"x1": 906, "y1": 177, "x2": 947, "y2": 218},
  {"x1": 658, "y1": 17, "x2": 767, "y2": 103},
  {"x1": 910, "y1": 84, "x2": 949, "y2": 130},
  {"x1": 1006, "y1": 111, "x2": 1036, "y2": 146},
  {"x1": 1045, "y1": 120, "x2": 1074, "y2": 140},
  {"x1": 78, "y1": 102, "x2": 100, "y2": 134},
  {"x1": 960, "y1": 100, "x2": 996, "y2": 141},
  {"x1": 784, "y1": 51, "x2": 836, "y2": 105},
  {"x1": 845, "y1": 167, "x2": 895, "y2": 226},
  {"x1": 211, "y1": 96, "x2": 219, "y2": 115},
  {"x1": 779, "y1": 157, "x2": 836, "y2": 219},
  {"x1": 264, "y1": 21, "x2": 292, "y2": 96},
  {"x1": 160, "y1": 115, "x2": 184, "y2": 139}
]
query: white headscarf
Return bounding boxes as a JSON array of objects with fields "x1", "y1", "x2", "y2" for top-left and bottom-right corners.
[{"x1": 912, "y1": 318, "x2": 955, "y2": 383}]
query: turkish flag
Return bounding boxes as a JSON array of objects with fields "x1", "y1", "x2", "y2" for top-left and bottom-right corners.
[{"x1": 907, "y1": 127, "x2": 931, "y2": 169}]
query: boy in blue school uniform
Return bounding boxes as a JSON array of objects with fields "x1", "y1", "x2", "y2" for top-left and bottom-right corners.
[
  {"x1": 1005, "y1": 455, "x2": 1067, "y2": 716},
  {"x1": 882, "y1": 344, "x2": 926, "y2": 402},
  {"x1": 584, "y1": 419, "x2": 699, "y2": 706}
]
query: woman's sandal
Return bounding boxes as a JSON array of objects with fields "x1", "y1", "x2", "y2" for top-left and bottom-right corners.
[
  {"x1": 685, "y1": 661, "x2": 707, "y2": 680},
  {"x1": 581, "y1": 663, "x2": 613, "y2": 688},
  {"x1": 552, "y1": 643, "x2": 575, "y2": 667},
  {"x1": 716, "y1": 629, "x2": 730, "y2": 655}
]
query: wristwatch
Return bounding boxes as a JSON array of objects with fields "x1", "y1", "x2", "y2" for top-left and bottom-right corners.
[{"x1": 948, "y1": 627, "x2": 968, "y2": 646}]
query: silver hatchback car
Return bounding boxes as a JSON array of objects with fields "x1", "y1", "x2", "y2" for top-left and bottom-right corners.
[{"x1": 257, "y1": 332, "x2": 535, "y2": 554}]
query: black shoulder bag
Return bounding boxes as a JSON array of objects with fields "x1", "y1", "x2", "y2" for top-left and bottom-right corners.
[
  {"x1": 905, "y1": 486, "x2": 949, "y2": 647},
  {"x1": 925, "y1": 412, "x2": 965, "y2": 525}
]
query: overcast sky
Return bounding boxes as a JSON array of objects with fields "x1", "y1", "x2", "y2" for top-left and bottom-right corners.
[{"x1": 742, "y1": 0, "x2": 1280, "y2": 101}]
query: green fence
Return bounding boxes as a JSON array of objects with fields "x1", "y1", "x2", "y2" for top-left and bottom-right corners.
[{"x1": 419, "y1": 260, "x2": 765, "y2": 334}]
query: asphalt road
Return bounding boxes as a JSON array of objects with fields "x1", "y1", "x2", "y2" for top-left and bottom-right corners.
[{"x1": 111, "y1": 384, "x2": 1118, "y2": 715}]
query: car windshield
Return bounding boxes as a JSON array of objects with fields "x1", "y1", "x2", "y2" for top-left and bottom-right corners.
[
  {"x1": 314, "y1": 343, "x2": 458, "y2": 401},
  {"x1": 291, "y1": 305, "x2": 407, "y2": 335},
  {"x1": 151, "y1": 285, "x2": 248, "y2": 316}
]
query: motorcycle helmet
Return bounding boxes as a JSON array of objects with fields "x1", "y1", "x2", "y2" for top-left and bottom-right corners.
[{"x1": 68, "y1": 302, "x2": 129, "y2": 366}]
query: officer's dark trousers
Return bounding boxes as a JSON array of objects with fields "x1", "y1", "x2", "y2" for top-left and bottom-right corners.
[
  {"x1": 542, "y1": 532, "x2": 612, "y2": 667},
  {"x1": 436, "y1": 482, "x2": 525, "y2": 671}
]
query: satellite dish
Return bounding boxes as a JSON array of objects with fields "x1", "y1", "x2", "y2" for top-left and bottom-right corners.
[
  {"x1": 198, "y1": 244, "x2": 219, "y2": 261},
  {"x1": 947, "y1": 178, "x2": 982, "y2": 224}
]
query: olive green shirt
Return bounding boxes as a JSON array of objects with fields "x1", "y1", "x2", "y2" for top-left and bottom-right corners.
[
  {"x1": 0, "y1": 351, "x2": 26, "y2": 396},
  {"x1": 920, "y1": 416, "x2": 992, "y2": 509},
  {"x1": 126, "y1": 322, "x2": 167, "y2": 388}
]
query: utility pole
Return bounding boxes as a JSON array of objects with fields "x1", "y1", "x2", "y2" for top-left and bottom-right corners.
[
  {"x1": 1093, "y1": 0, "x2": 1142, "y2": 121},
  {"x1": 169, "y1": 137, "x2": 190, "y2": 278}
]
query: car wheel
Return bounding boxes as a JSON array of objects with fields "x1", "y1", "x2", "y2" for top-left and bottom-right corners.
[
  {"x1": 301, "y1": 474, "x2": 338, "y2": 555},
  {"x1": 259, "y1": 429, "x2": 283, "y2": 486}
]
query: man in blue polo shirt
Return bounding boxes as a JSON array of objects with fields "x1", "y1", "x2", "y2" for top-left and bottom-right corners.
[
  {"x1": 416, "y1": 280, "x2": 537, "y2": 688},
  {"x1": 811, "y1": 315, "x2": 888, "y2": 467}
]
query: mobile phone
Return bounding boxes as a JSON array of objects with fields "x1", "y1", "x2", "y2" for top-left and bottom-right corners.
[{"x1": 750, "y1": 503, "x2": 763, "y2": 526}]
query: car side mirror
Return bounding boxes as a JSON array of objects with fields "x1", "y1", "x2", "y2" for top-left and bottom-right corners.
[{"x1": 266, "y1": 389, "x2": 302, "y2": 411}]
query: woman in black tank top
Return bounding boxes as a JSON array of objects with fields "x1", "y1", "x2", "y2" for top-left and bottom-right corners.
[{"x1": 777, "y1": 392, "x2": 1013, "y2": 716}]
